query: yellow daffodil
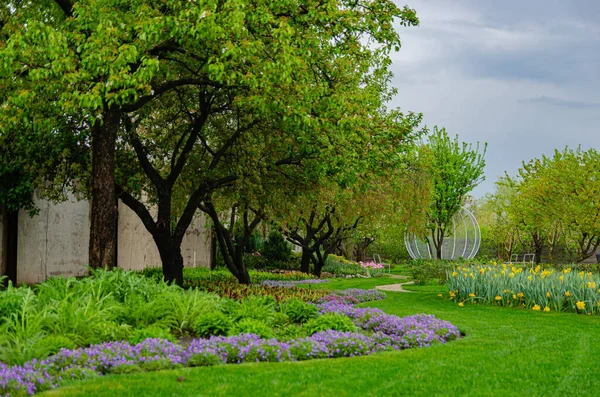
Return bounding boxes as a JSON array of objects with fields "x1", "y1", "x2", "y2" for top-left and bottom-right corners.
[
  {"x1": 437, "y1": 294, "x2": 443, "y2": 297},
  {"x1": 449, "y1": 291, "x2": 455, "y2": 298},
  {"x1": 559, "y1": 275, "x2": 565, "y2": 282},
  {"x1": 509, "y1": 272, "x2": 515, "y2": 278},
  {"x1": 495, "y1": 296, "x2": 502, "y2": 301},
  {"x1": 512, "y1": 294, "x2": 517, "y2": 299},
  {"x1": 546, "y1": 292, "x2": 551, "y2": 298},
  {"x1": 543, "y1": 306, "x2": 550, "y2": 312},
  {"x1": 588, "y1": 282, "x2": 596, "y2": 289},
  {"x1": 469, "y1": 293, "x2": 476, "y2": 298},
  {"x1": 458, "y1": 302, "x2": 464, "y2": 307},
  {"x1": 451, "y1": 271, "x2": 458, "y2": 277},
  {"x1": 517, "y1": 292, "x2": 524, "y2": 298},
  {"x1": 527, "y1": 276, "x2": 532, "y2": 281},
  {"x1": 576, "y1": 301, "x2": 585, "y2": 310},
  {"x1": 565, "y1": 291, "x2": 572, "y2": 297},
  {"x1": 533, "y1": 304, "x2": 541, "y2": 311}
]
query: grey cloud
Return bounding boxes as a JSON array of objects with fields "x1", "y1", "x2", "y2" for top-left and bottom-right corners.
[
  {"x1": 389, "y1": 0, "x2": 600, "y2": 197},
  {"x1": 521, "y1": 95, "x2": 600, "y2": 109}
]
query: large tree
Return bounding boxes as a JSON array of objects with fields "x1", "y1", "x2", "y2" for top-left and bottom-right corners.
[
  {"x1": 2, "y1": 0, "x2": 420, "y2": 284},
  {"x1": 1, "y1": 0, "x2": 167, "y2": 270}
]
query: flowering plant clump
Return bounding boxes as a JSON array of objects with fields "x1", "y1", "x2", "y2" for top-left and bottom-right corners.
[
  {"x1": 320, "y1": 288, "x2": 388, "y2": 304},
  {"x1": 445, "y1": 263, "x2": 600, "y2": 314},
  {"x1": 0, "y1": 288, "x2": 460, "y2": 396},
  {"x1": 359, "y1": 261, "x2": 386, "y2": 277},
  {"x1": 259, "y1": 279, "x2": 331, "y2": 288}
]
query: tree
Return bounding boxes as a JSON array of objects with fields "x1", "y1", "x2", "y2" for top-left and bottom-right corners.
[
  {"x1": 113, "y1": 0, "x2": 419, "y2": 284},
  {"x1": 2, "y1": 0, "x2": 420, "y2": 284},
  {"x1": 424, "y1": 127, "x2": 486, "y2": 259},
  {"x1": 1, "y1": 0, "x2": 168, "y2": 270}
]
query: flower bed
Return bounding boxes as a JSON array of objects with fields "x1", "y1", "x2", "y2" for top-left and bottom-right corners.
[
  {"x1": 192, "y1": 280, "x2": 331, "y2": 302},
  {"x1": 259, "y1": 279, "x2": 331, "y2": 288},
  {"x1": 0, "y1": 289, "x2": 460, "y2": 396},
  {"x1": 446, "y1": 263, "x2": 600, "y2": 313}
]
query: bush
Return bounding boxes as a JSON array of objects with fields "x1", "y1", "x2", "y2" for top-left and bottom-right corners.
[
  {"x1": 227, "y1": 296, "x2": 276, "y2": 323},
  {"x1": 231, "y1": 318, "x2": 274, "y2": 339},
  {"x1": 127, "y1": 326, "x2": 176, "y2": 345},
  {"x1": 194, "y1": 312, "x2": 232, "y2": 338},
  {"x1": 282, "y1": 299, "x2": 318, "y2": 324},
  {"x1": 304, "y1": 313, "x2": 357, "y2": 335},
  {"x1": 262, "y1": 231, "x2": 293, "y2": 263},
  {"x1": 322, "y1": 255, "x2": 366, "y2": 277},
  {"x1": 274, "y1": 325, "x2": 308, "y2": 341},
  {"x1": 187, "y1": 352, "x2": 223, "y2": 367},
  {"x1": 409, "y1": 259, "x2": 454, "y2": 285}
]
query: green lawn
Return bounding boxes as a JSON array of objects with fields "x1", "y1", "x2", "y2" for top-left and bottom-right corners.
[{"x1": 42, "y1": 277, "x2": 600, "y2": 397}]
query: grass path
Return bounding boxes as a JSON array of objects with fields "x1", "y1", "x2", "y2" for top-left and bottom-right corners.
[{"x1": 42, "y1": 277, "x2": 600, "y2": 397}]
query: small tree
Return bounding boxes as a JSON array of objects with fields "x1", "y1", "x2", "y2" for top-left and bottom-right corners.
[{"x1": 425, "y1": 127, "x2": 486, "y2": 259}]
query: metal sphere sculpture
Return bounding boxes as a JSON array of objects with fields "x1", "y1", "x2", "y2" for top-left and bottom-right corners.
[{"x1": 404, "y1": 207, "x2": 481, "y2": 260}]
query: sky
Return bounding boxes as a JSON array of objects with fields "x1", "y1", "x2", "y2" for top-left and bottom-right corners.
[{"x1": 389, "y1": 0, "x2": 600, "y2": 198}]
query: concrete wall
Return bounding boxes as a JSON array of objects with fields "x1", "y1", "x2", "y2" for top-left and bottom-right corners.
[
  {"x1": 18, "y1": 196, "x2": 90, "y2": 284},
  {"x1": 117, "y1": 202, "x2": 211, "y2": 271},
  {"x1": 12, "y1": 194, "x2": 211, "y2": 284}
]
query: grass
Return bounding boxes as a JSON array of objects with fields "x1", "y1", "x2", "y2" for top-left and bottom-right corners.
[{"x1": 41, "y1": 276, "x2": 600, "y2": 397}]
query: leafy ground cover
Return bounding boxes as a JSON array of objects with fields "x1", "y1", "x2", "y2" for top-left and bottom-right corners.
[
  {"x1": 0, "y1": 270, "x2": 330, "y2": 368},
  {"x1": 43, "y1": 277, "x2": 600, "y2": 397},
  {"x1": 0, "y1": 282, "x2": 458, "y2": 396}
]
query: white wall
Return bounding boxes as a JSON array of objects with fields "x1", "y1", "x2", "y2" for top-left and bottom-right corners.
[
  {"x1": 117, "y1": 202, "x2": 211, "y2": 271},
  {"x1": 17, "y1": 196, "x2": 90, "y2": 284},
  {"x1": 14, "y1": 195, "x2": 210, "y2": 284}
]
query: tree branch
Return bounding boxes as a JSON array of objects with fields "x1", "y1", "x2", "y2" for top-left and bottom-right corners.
[
  {"x1": 53, "y1": 0, "x2": 73, "y2": 17},
  {"x1": 116, "y1": 185, "x2": 157, "y2": 235}
]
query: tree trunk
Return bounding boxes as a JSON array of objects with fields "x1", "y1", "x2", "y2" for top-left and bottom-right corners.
[
  {"x1": 300, "y1": 248, "x2": 312, "y2": 274},
  {"x1": 155, "y1": 235, "x2": 184, "y2": 286},
  {"x1": 3, "y1": 208, "x2": 18, "y2": 285},
  {"x1": 199, "y1": 201, "x2": 258, "y2": 284},
  {"x1": 89, "y1": 110, "x2": 119, "y2": 270}
]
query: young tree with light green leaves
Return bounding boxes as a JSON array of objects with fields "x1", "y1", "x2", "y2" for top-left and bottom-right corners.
[{"x1": 424, "y1": 127, "x2": 486, "y2": 259}]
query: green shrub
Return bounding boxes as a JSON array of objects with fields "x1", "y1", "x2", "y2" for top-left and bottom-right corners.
[
  {"x1": 195, "y1": 312, "x2": 232, "y2": 338},
  {"x1": 110, "y1": 364, "x2": 143, "y2": 374},
  {"x1": 228, "y1": 296, "x2": 276, "y2": 323},
  {"x1": 127, "y1": 326, "x2": 176, "y2": 345},
  {"x1": 281, "y1": 299, "x2": 318, "y2": 324},
  {"x1": 274, "y1": 325, "x2": 308, "y2": 341},
  {"x1": 166, "y1": 289, "x2": 223, "y2": 335},
  {"x1": 304, "y1": 313, "x2": 357, "y2": 335},
  {"x1": 187, "y1": 352, "x2": 223, "y2": 367},
  {"x1": 262, "y1": 231, "x2": 292, "y2": 263},
  {"x1": 271, "y1": 312, "x2": 290, "y2": 327},
  {"x1": 243, "y1": 254, "x2": 267, "y2": 270},
  {"x1": 323, "y1": 255, "x2": 366, "y2": 277},
  {"x1": 409, "y1": 259, "x2": 454, "y2": 285},
  {"x1": 231, "y1": 318, "x2": 274, "y2": 339},
  {"x1": 140, "y1": 359, "x2": 182, "y2": 372}
]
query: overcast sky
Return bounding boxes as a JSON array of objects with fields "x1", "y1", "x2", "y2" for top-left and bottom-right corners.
[{"x1": 390, "y1": 0, "x2": 600, "y2": 197}]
